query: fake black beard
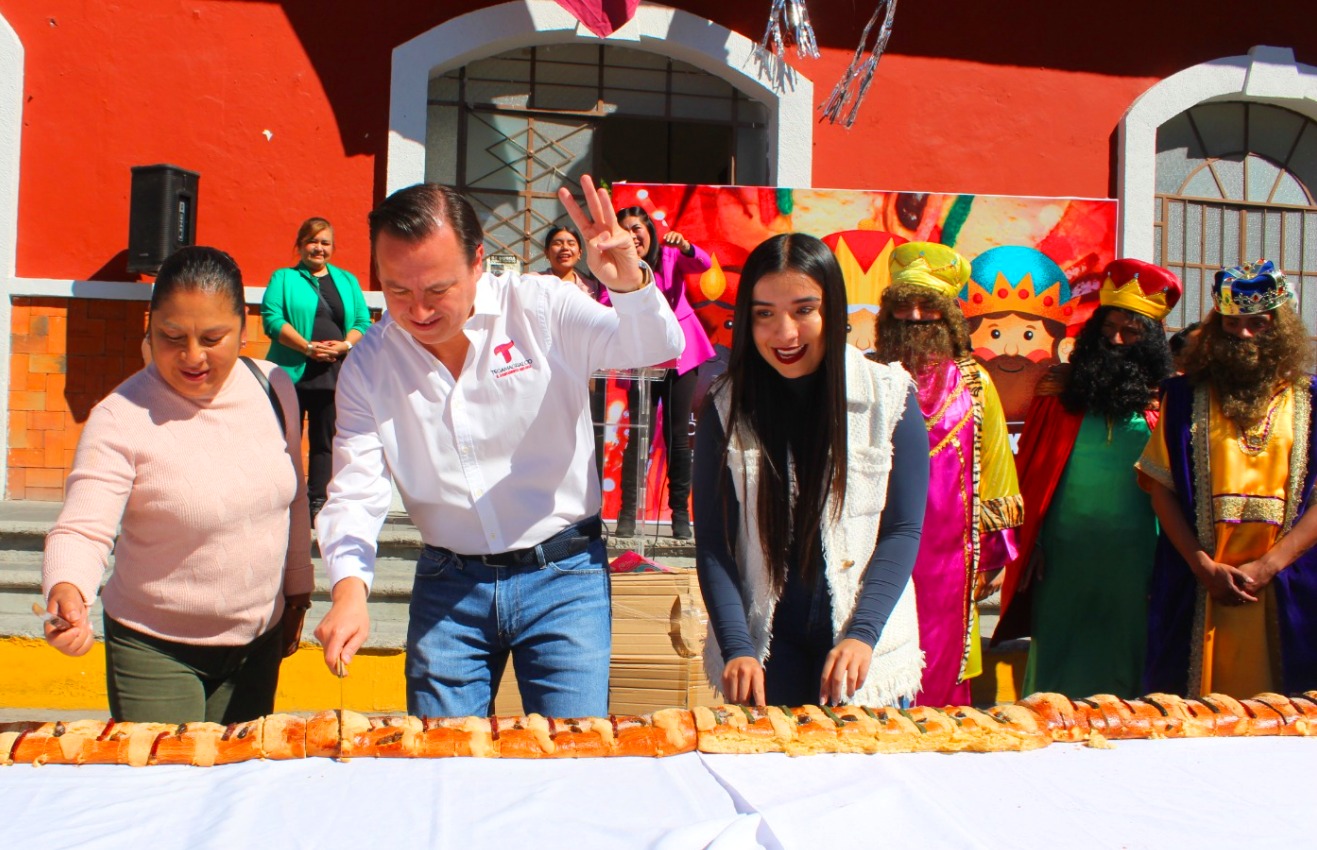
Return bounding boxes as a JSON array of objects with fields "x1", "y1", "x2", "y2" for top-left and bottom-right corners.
[{"x1": 1062, "y1": 337, "x2": 1170, "y2": 419}]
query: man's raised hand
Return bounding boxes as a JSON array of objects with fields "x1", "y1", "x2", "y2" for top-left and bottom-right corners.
[{"x1": 558, "y1": 175, "x2": 645, "y2": 293}]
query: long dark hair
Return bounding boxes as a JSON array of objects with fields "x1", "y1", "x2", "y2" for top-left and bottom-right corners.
[
  {"x1": 718, "y1": 233, "x2": 850, "y2": 592},
  {"x1": 615, "y1": 206, "x2": 661, "y2": 269}
]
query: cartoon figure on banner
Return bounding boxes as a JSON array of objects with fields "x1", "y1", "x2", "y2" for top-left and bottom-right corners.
[
  {"x1": 868, "y1": 192, "x2": 948, "y2": 242},
  {"x1": 821, "y1": 229, "x2": 907, "y2": 351},
  {"x1": 960, "y1": 246, "x2": 1075, "y2": 425},
  {"x1": 685, "y1": 240, "x2": 747, "y2": 397},
  {"x1": 688, "y1": 241, "x2": 747, "y2": 350}
]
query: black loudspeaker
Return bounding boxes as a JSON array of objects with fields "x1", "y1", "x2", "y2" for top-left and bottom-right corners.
[{"x1": 127, "y1": 164, "x2": 199, "y2": 274}]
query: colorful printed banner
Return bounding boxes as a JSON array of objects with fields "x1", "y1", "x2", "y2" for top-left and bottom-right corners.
[{"x1": 599, "y1": 183, "x2": 1117, "y2": 523}]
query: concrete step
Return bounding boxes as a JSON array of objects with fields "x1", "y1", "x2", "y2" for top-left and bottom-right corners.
[
  {"x1": 0, "y1": 515, "x2": 695, "y2": 651},
  {"x1": 1, "y1": 548, "x2": 417, "y2": 650},
  {"x1": 0, "y1": 515, "x2": 695, "y2": 562}
]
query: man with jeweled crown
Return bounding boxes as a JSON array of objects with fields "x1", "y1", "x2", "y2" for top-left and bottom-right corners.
[
  {"x1": 872, "y1": 242, "x2": 1023, "y2": 707},
  {"x1": 995, "y1": 259, "x2": 1178, "y2": 698},
  {"x1": 1137, "y1": 259, "x2": 1317, "y2": 697}
]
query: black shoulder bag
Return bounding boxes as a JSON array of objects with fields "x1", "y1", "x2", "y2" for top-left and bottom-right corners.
[{"x1": 239, "y1": 356, "x2": 287, "y2": 434}]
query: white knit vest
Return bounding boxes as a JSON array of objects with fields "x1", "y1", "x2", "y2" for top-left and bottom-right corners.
[{"x1": 703, "y1": 345, "x2": 925, "y2": 706}]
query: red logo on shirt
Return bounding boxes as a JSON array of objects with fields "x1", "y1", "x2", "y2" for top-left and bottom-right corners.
[{"x1": 490, "y1": 338, "x2": 533, "y2": 378}]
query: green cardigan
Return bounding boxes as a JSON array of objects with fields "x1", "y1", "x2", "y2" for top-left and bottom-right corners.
[{"x1": 261, "y1": 263, "x2": 371, "y2": 383}]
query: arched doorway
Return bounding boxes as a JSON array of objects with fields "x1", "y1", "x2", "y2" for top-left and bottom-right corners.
[
  {"x1": 1118, "y1": 44, "x2": 1317, "y2": 264},
  {"x1": 387, "y1": 1, "x2": 811, "y2": 196},
  {"x1": 425, "y1": 42, "x2": 770, "y2": 266},
  {"x1": 1154, "y1": 102, "x2": 1317, "y2": 332}
]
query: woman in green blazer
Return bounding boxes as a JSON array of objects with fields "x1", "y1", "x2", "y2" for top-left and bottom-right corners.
[{"x1": 261, "y1": 217, "x2": 370, "y2": 520}]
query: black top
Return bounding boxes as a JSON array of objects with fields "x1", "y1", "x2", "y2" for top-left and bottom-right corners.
[
  {"x1": 300, "y1": 269, "x2": 346, "y2": 390},
  {"x1": 693, "y1": 377, "x2": 927, "y2": 661}
]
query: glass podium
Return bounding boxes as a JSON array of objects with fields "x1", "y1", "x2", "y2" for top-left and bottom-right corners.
[{"x1": 593, "y1": 366, "x2": 667, "y2": 557}]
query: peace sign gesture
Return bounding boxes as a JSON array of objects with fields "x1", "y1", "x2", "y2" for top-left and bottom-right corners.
[{"x1": 558, "y1": 175, "x2": 646, "y2": 293}]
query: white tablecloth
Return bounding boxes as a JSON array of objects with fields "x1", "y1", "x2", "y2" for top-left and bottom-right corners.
[{"x1": 2, "y1": 738, "x2": 1312, "y2": 849}]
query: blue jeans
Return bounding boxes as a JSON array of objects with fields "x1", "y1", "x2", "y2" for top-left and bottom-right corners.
[{"x1": 405, "y1": 538, "x2": 611, "y2": 718}]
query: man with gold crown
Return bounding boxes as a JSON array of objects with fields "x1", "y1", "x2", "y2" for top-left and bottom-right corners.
[
  {"x1": 994, "y1": 259, "x2": 1178, "y2": 698},
  {"x1": 873, "y1": 242, "x2": 1023, "y2": 706},
  {"x1": 1137, "y1": 260, "x2": 1317, "y2": 696}
]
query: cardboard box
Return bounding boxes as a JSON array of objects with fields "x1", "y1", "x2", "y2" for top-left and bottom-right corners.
[{"x1": 494, "y1": 569, "x2": 720, "y2": 715}]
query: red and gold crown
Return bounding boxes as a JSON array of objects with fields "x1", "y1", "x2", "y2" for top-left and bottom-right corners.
[
  {"x1": 1098, "y1": 259, "x2": 1181, "y2": 321},
  {"x1": 822, "y1": 230, "x2": 907, "y2": 308}
]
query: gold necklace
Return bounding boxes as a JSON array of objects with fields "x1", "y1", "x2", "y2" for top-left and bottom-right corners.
[{"x1": 1237, "y1": 386, "x2": 1288, "y2": 456}]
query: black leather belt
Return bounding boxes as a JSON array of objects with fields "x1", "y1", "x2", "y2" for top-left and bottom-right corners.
[{"x1": 431, "y1": 516, "x2": 603, "y2": 568}]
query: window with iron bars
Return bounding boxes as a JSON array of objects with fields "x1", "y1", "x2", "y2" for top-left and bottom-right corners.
[
  {"x1": 1155, "y1": 102, "x2": 1317, "y2": 337},
  {"x1": 425, "y1": 43, "x2": 770, "y2": 271}
]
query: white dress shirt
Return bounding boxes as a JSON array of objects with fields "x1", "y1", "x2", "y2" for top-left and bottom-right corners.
[{"x1": 317, "y1": 270, "x2": 684, "y2": 591}]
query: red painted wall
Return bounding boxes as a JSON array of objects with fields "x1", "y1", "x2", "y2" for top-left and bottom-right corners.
[
  {"x1": 807, "y1": 55, "x2": 1152, "y2": 198},
  {"x1": 5, "y1": 1, "x2": 385, "y2": 284},
  {"x1": 2, "y1": 1, "x2": 1313, "y2": 286}
]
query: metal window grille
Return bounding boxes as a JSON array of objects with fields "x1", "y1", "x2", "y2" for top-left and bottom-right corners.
[
  {"x1": 1155, "y1": 102, "x2": 1317, "y2": 336},
  {"x1": 425, "y1": 43, "x2": 769, "y2": 268}
]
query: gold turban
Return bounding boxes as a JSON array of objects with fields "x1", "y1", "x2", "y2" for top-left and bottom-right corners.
[{"x1": 889, "y1": 242, "x2": 971, "y2": 301}]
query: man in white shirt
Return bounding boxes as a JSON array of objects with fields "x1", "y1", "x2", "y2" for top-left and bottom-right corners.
[{"x1": 313, "y1": 177, "x2": 684, "y2": 717}]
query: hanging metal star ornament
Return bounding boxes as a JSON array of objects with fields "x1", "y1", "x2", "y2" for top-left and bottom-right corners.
[
  {"x1": 820, "y1": 0, "x2": 900, "y2": 128},
  {"x1": 760, "y1": 0, "x2": 819, "y2": 60}
]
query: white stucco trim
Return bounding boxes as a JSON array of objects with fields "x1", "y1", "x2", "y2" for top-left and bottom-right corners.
[
  {"x1": 387, "y1": 0, "x2": 813, "y2": 193},
  {"x1": 1118, "y1": 45, "x2": 1317, "y2": 260},
  {"x1": 1, "y1": 13, "x2": 24, "y2": 496},
  {"x1": 7, "y1": 278, "x2": 388, "y2": 311}
]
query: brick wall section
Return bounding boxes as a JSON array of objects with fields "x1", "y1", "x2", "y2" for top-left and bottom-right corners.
[{"x1": 8, "y1": 297, "x2": 280, "y2": 501}]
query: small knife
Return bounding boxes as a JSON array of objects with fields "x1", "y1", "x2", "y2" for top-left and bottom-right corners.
[{"x1": 32, "y1": 601, "x2": 71, "y2": 631}]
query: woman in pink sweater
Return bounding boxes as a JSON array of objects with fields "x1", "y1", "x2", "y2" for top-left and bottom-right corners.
[{"x1": 41, "y1": 246, "x2": 313, "y2": 724}]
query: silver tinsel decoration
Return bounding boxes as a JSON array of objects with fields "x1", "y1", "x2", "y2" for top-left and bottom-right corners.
[
  {"x1": 760, "y1": 0, "x2": 819, "y2": 60},
  {"x1": 819, "y1": 0, "x2": 900, "y2": 128}
]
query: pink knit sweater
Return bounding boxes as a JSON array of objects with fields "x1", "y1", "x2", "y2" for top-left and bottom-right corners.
[{"x1": 43, "y1": 359, "x2": 313, "y2": 645}]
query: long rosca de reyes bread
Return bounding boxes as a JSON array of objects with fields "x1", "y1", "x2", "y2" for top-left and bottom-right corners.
[{"x1": 4, "y1": 691, "x2": 1315, "y2": 766}]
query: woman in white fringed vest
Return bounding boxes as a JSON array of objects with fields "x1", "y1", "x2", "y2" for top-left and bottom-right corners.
[{"x1": 694, "y1": 233, "x2": 928, "y2": 707}]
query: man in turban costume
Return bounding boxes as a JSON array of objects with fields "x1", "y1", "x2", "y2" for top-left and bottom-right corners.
[
  {"x1": 995, "y1": 260, "x2": 1179, "y2": 697},
  {"x1": 1137, "y1": 260, "x2": 1317, "y2": 696},
  {"x1": 873, "y1": 242, "x2": 1023, "y2": 706}
]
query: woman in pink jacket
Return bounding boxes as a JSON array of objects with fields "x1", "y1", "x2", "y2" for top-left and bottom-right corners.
[{"x1": 605, "y1": 206, "x2": 715, "y2": 539}]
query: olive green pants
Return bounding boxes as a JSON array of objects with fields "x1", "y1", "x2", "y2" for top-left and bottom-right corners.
[{"x1": 103, "y1": 614, "x2": 283, "y2": 724}]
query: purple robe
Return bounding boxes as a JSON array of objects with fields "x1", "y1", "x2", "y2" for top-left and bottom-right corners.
[{"x1": 1144, "y1": 374, "x2": 1317, "y2": 695}]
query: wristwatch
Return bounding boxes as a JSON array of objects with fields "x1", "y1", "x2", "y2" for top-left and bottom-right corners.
[{"x1": 344, "y1": 340, "x2": 353, "y2": 351}]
